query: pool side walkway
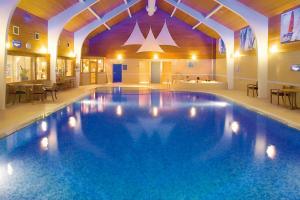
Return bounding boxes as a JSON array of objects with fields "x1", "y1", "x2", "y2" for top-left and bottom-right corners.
[
  {"x1": 0, "y1": 84, "x2": 299, "y2": 138},
  {"x1": 0, "y1": 85, "x2": 97, "y2": 138},
  {"x1": 172, "y1": 87, "x2": 300, "y2": 130}
]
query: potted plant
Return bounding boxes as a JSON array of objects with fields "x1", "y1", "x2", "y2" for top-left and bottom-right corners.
[{"x1": 19, "y1": 65, "x2": 29, "y2": 81}]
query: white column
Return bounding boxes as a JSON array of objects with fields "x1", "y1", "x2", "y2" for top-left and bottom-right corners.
[
  {"x1": 224, "y1": 39, "x2": 235, "y2": 90},
  {"x1": 74, "y1": 38, "x2": 84, "y2": 87},
  {"x1": 215, "y1": 0, "x2": 269, "y2": 98},
  {"x1": 48, "y1": 0, "x2": 98, "y2": 83},
  {"x1": 0, "y1": 0, "x2": 19, "y2": 109}
]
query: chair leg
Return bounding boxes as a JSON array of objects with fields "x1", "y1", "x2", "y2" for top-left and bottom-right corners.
[
  {"x1": 55, "y1": 91, "x2": 58, "y2": 99},
  {"x1": 277, "y1": 94, "x2": 280, "y2": 105},
  {"x1": 51, "y1": 92, "x2": 55, "y2": 102},
  {"x1": 288, "y1": 95, "x2": 292, "y2": 107},
  {"x1": 270, "y1": 94, "x2": 273, "y2": 104},
  {"x1": 12, "y1": 94, "x2": 16, "y2": 104}
]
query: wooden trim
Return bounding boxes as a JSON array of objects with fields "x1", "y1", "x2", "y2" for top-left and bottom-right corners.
[{"x1": 7, "y1": 50, "x2": 49, "y2": 57}]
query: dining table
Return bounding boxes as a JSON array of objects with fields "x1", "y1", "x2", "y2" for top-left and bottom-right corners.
[{"x1": 19, "y1": 83, "x2": 45, "y2": 102}]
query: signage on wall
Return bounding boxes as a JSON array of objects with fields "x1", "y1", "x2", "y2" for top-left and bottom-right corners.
[
  {"x1": 188, "y1": 61, "x2": 194, "y2": 68},
  {"x1": 291, "y1": 64, "x2": 300, "y2": 72},
  {"x1": 123, "y1": 65, "x2": 128, "y2": 70},
  {"x1": 12, "y1": 40, "x2": 22, "y2": 48},
  {"x1": 26, "y1": 42, "x2": 31, "y2": 49}
]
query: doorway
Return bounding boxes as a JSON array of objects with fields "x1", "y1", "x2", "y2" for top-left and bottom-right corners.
[
  {"x1": 90, "y1": 60, "x2": 97, "y2": 84},
  {"x1": 113, "y1": 64, "x2": 122, "y2": 83},
  {"x1": 151, "y1": 61, "x2": 161, "y2": 84}
]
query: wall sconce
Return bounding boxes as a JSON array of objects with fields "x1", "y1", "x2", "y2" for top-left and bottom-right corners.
[
  {"x1": 234, "y1": 51, "x2": 240, "y2": 58},
  {"x1": 269, "y1": 44, "x2": 279, "y2": 54},
  {"x1": 153, "y1": 54, "x2": 159, "y2": 60},
  {"x1": 39, "y1": 46, "x2": 48, "y2": 54},
  {"x1": 69, "y1": 51, "x2": 76, "y2": 58},
  {"x1": 191, "y1": 54, "x2": 197, "y2": 61},
  {"x1": 6, "y1": 42, "x2": 11, "y2": 49},
  {"x1": 117, "y1": 54, "x2": 123, "y2": 60}
]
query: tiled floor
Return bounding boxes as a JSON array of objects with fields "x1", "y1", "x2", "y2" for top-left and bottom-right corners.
[{"x1": 0, "y1": 84, "x2": 299, "y2": 138}]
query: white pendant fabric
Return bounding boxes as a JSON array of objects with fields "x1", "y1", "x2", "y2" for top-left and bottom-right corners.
[
  {"x1": 156, "y1": 21, "x2": 178, "y2": 47},
  {"x1": 137, "y1": 28, "x2": 164, "y2": 53},
  {"x1": 123, "y1": 22, "x2": 145, "y2": 46}
]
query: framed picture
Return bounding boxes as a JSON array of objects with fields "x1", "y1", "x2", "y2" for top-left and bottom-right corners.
[
  {"x1": 240, "y1": 26, "x2": 256, "y2": 51},
  {"x1": 281, "y1": 7, "x2": 300, "y2": 43}
]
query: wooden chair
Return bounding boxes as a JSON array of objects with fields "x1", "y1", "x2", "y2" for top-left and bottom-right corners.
[
  {"x1": 31, "y1": 84, "x2": 46, "y2": 102},
  {"x1": 7, "y1": 84, "x2": 27, "y2": 104},
  {"x1": 270, "y1": 85, "x2": 294, "y2": 105},
  {"x1": 44, "y1": 83, "x2": 58, "y2": 102},
  {"x1": 247, "y1": 82, "x2": 258, "y2": 97}
]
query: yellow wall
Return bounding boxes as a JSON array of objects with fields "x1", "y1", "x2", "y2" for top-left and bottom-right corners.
[{"x1": 215, "y1": 58, "x2": 227, "y2": 83}]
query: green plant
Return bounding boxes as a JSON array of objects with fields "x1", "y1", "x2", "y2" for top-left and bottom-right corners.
[{"x1": 19, "y1": 66, "x2": 29, "y2": 80}]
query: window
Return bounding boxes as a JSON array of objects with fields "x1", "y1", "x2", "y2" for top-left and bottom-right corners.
[
  {"x1": 36, "y1": 57, "x2": 47, "y2": 80},
  {"x1": 34, "y1": 32, "x2": 40, "y2": 40},
  {"x1": 57, "y1": 58, "x2": 66, "y2": 80},
  {"x1": 66, "y1": 59, "x2": 74, "y2": 77},
  {"x1": 81, "y1": 59, "x2": 90, "y2": 73},
  {"x1": 6, "y1": 55, "x2": 33, "y2": 83},
  {"x1": 57, "y1": 58, "x2": 75, "y2": 79},
  {"x1": 98, "y1": 59, "x2": 105, "y2": 72},
  {"x1": 13, "y1": 26, "x2": 19, "y2": 35}
]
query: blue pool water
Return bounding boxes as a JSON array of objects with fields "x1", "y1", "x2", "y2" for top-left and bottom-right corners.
[{"x1": 0, "y1": 88, "x2": 300, "y2": 199}]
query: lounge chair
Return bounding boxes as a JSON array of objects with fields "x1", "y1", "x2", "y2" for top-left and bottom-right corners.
[
  {"x1": 31, "y1": 84, "x2": 46, "y2": 102},
  {"x1": 247, "y1": 82, "x2": 258, "y2": 97},
  {"x1": 44, "y1": 83, "x2": 58, "y2": 102}
]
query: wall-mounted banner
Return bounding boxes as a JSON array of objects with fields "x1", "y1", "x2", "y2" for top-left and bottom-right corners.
[
  {"x1": 218, "y1": 38, "x2": 226, "y2": 54},
  {"x1": 281, "y1": 8, "x2": 300, "y2": 43},
  {"x1": 26, "y1": 42, "x2": 31, "y2": 49},
  {"x1": 12, "y1": 40, "x2": 22, "y2": 48}
]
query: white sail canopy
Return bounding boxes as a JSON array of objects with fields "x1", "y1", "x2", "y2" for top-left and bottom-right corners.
[
  {"x1": 137, "y1": 28, "x2": 164, "y2": 53},
  {"x1": 156, "y1": 21, "x2": 178, "y2": 47},
  {"x1": 123, "y1": 22, "x2": 145, "y2": 46}
]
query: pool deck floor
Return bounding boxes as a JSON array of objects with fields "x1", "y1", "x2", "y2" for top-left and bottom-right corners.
[{"x1": 0, "y1": 84, "x2": 299, "y2": 138}]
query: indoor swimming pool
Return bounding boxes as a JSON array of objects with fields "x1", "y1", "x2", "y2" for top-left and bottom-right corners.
[{"x1": 0, "y1": 88, "x2": 299, "y2": 199}]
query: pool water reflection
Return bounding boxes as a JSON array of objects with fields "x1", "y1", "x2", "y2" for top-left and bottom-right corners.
[{"x1": 0, "y1": 88, "x2": 300, "y2": 199}]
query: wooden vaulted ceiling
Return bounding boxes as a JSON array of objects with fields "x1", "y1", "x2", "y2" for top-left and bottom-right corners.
[{"x1": 16, "y1": 0, "x2": 300, "y2": 39}]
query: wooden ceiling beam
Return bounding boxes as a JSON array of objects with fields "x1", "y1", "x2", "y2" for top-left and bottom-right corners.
[
  {"x1": 123, "y1": 0, "x2": 132, "y2": 18},
  {"x1": 170, "y1": 0, "x2": 181, "y2": 17},
  {"x1": 87, "y1": 7, "x2": 111, "y2": 30},
  {"x1": 74, "y1": 0, "x2": 141, "y2": 65},
  {"x1": 192, "y1": 5, "x2": 223, "y2": 30}
]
